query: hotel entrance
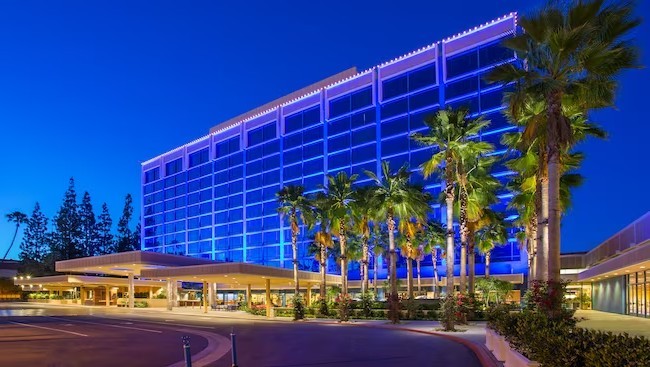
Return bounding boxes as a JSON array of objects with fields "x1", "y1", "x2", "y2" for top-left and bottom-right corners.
[{"x1": 628, "y1": 270, "x2": 650, "y2": 317}]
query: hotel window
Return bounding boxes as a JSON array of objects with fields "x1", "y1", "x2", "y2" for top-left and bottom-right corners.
[
  {"x1": 188, "y1": 148, "x2": 209, "y2": 168},
  {"x1": 165, "y1": 158, "x2": 183, "y2": 176},
  {"x1": 446, "y1": 49, "x2": 478, "y2": 79},
  {"x1": 215, "y1": 136, "x2": 240, "y2": 158},
  {"x1": 478, "y1": 40, "x2": 514, "y2": 69},
  {"x1": 329, "y1": 87, "x2": 372, "y2": 119},
  {"x1": 248, "y1": 122, "x2": 277, "y2": 147},
  {"x1": 144, "y1": 168, "x2": 160, "y2": 184}
]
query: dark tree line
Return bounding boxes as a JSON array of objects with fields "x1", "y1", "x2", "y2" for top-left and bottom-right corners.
[{"x1": 18, "y1": 178, "x2": 139, "y2": 276}]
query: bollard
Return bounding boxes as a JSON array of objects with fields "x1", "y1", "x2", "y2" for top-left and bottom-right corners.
[
  {"x1": 182, "y1": 335, "x2": 192, "y2": 367},
  {"x1": 230, "y1": 328, "x2": 238, "y2": 367}
]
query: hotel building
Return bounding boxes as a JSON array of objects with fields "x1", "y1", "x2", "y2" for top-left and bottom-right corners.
[{"x1": 138, "y1": 13, "x2": 526, "y2": 285}]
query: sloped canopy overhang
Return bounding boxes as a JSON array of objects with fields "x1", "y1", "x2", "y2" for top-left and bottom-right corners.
[
  {"x1": 141, "y1": 262, "x2": 342, "y2": 290},
  {"x1": 55, "y1": 251, "x2": 216, "y2": 276},
  {"x1": 14, "y1": 274, "x2": 166, "y2": 290}
]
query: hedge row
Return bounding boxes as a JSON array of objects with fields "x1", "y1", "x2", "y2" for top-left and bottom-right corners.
[{"x1": 489, "y1": 309, "x2": 650, "y2": 367}]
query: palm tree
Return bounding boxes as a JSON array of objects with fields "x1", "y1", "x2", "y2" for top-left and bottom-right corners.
[
  {"x1": 412, "y1": 107, "x2": 490, "y2": 293},
  {"x1": 310, "y1": 192, "x2": 335, "y2": 300},
  {"x1": 366, "y1": 161, "x2": 424, "y2": 323},
  {"x1": 277, "y1": 185, "x2": 313, "y2": 299},
  {"x1": 420, "y1": 221, "x2": 445, "y2": 298},
  {"x1": 322, "y1": 171, "x2": 357, "y2": 296},
  {"x1": 476, "y1": 212, "x2": 508, "y2": 278},
  {"x1": 398, "y1": 187, "x2": 430, "y2": 300},
  {"x1": 3, "y1": 211, "x2": 28, "y2": 263},
  {"x1": 487, "y1": 0, "x2": 640, "y2": 281},
  {"x1": 351, "y1": 186, "x2": 375, "y2": 294},
  {"x1": 463, "y1": 157, "x2": 501, "y2": 293},
  {"x1": 371, "y1": 225, "x2": 387, "y2": 297}
]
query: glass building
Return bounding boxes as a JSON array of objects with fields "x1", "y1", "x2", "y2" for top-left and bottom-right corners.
[{"x1": 140, "y1": 13, "x2": 528, "y2": 282}]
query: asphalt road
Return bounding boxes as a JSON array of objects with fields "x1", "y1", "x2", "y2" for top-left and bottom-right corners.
[{"x1": 0, "y1": 303, "x2": 482, "y2": 367}]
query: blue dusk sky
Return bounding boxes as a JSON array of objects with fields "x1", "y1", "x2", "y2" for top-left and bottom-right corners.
[{"x1": 1, "y1": 0, "x2": 648, "y2": 260}]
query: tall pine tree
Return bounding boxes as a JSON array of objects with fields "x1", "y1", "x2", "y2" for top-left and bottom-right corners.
[
  {"x1": 97, "y1": 203, "x2": 114, "y2": 255},
  {"x1": 19, "y1": 203, "x2": 49, "y2": 276},
  {"x1": 115, "y1": 194, "x2": 135, "y2": 253},
  {"x1": 50, "y1": 177, "x2": 83, "y2": 261},
  {"x1": 79, "y1": 191, "x2": 99, "y2": 257},
  {"x1": 132, "y1": 221, "x2": 141, "y2": 251}
]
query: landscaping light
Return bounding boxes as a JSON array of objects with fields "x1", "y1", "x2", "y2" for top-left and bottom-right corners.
[{"x1": 13, "y1": 277, "x2": 17, "y2": 280}]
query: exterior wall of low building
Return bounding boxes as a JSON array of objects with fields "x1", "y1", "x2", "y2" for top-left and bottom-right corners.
[{"x1": 592, "y1": 276, "x2": 627, "y2": 315}]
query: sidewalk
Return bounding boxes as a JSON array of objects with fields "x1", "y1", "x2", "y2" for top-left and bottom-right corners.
[{"x1": 576, "y1": 309, "x2": 650, "y2": 339}]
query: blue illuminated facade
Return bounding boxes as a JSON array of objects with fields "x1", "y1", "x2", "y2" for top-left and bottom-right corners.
[{"x1": 140, "y1": 14, "x2": 528, "y2": 282}]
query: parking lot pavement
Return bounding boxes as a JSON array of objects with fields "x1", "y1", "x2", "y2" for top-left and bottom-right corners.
[{"x1": 0, "y1": 315, "x2": 211, "y2": 367}]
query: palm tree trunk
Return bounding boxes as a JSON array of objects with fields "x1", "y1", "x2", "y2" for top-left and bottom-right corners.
[
  {"x1": 484, "y1": 252, "x2": 491, "y2": 278},
  {"x1": 362, "y1": 238, "x2": 369, "y2": 294},
  {"x1": 320, "y1": 246, "x2": 327, "y2": 299},
  {"x1": 339, "y1": 222, "x2": 348, "y2": 295},
  {"x1": 468, "y1": 232, "x2": 476, "y2": 294},
  {"x1": 537, "y1": 156, "x2": 549, "y2": 281},
  {"x1": 444, "y1": 175, "x2": 455, "y2": 294},
  {"x1": 459, "y1": 190, "x2": 468, "y2": 293},
  {"x1": 387, "y1": 212, "x2": 399, "y2": 323},
  {"x1": 416, "y1": 259, "x2": 421, "y2": 293},
  {"x1": 374, "y1": 254, "x2": 379, "y2": 296},
  {"x1": 432, "y1": 250, "x2": 439, "y2": 298},
  {"x1": 406, "y1": 257, "x2": 414, "y2": 300},
  {"x1": 547, "y1": 151, "x2": 562, "y2": 282},
  {"x1": 1, "y1": 224, "x2": 20, "y2": 262}
]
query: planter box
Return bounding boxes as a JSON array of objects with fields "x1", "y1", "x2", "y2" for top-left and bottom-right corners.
[
  {"x1": 505, "y1": 346, "x2": 540, "y2": 367},
  {"x1": 485, "y1": 328, "x2": 496, "y2": 351},
  {"x1": 493, "y1": 334, "x2": 508, "y2": 362}
]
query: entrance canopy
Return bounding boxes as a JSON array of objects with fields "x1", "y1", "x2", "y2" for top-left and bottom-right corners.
[
  {"x1": 55, "y1": 251, "x2": 215, "y2": 276},
  {"x1": 141, "y1": 262, "x2": 342, "y2": 289},
  {"x1": 14, "y1": 274, "x2": 165, "y2": 291}
]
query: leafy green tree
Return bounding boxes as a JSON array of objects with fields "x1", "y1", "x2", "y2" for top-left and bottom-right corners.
[
  {"x1": 322, "y1": 172, "x2": 357, "y2": 295},
  {"x1": 371, "y1": 224, "x2": 387, "y2": 297},
  {"x1": 79, "y1": 192, "x2": 99, "y2": 257},
  {"x1": 277, "y1": 185, "x2": 312, "y2": 299},
  {"x1": 397, "y1": 187, "x2": 430, "y2": 300},
  {"x1": 115, "y1": 194, "x2": 135, "y2": 253},
  {"x1": 487, "y1": 0, "x2": 640, "y2": 281},
  {"x1": 96, "y1": 203, "x2": 114, "y2": 255},
  {"x1": 50, "y1": 178, "x2": 83, "y2": 261},
  {"x1": 132, "y1": 221, "x2": 141, "y2": 251},
  {"x1": 3, "y1": 211, "x2": 28, "y2": 263},
  {"x1": 19, "y1": 203, "x2": 48, "y2": 276},
  {"x1": 412, "y1": 107, "x2": 489, "y2": 293}
]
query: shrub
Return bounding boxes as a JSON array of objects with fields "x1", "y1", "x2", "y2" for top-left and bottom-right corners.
[
  {"x1": 335, "y1": 293, "x2": 352, "y2": 322},
  {"x1": 317, "y1": 298, "x2": 329, "y2": 317},
  {"x1": 359, "y1": 291, "x2": 374, "y2": 318},
  {"x1": 440, "y1": 295, "x2": 458, "y2": 331},
  {"x1": 524, "y1": 279, "x2": 575, "y2": 322},
  {"x1": 134, "y1": 301, "x2": 148, "y2": 308},
  {"x1": 403, "y1": 299, "x2": 420, "y2": 320},
  {"x1": 292, "y1": 294, "x2": 305, "y2": 321}
]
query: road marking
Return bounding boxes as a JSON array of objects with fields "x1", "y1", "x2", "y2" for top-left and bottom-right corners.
[
  {"x1": 47, "y1": 316, "x2": 163, "y2": 334},
  {"x1": 8, "y1": 321, "x2": 88, "y2": 337},
  {"x1": 94, "y1": 315, "x2": 216, "y2": 330}
]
